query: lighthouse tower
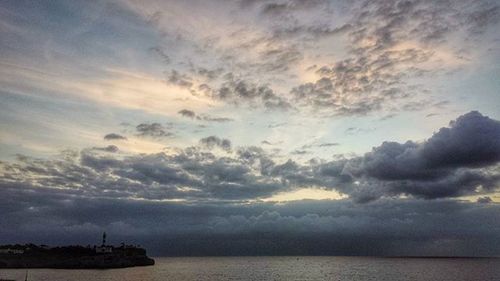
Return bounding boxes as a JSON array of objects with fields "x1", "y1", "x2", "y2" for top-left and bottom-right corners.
[{"x1": 96, "y1": 232, "x2": 112, "y2": 254}]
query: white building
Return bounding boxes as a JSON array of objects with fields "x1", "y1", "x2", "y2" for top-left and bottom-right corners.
[
  {"x1": 95, "y1": 246, "x2": 113, "y2": 254},
  {"x1": 0, "y1": 248, "x2": 24, "y2": 254}
]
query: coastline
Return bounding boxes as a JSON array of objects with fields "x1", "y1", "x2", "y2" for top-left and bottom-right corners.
[{"x1": 0, "y1": 243, "x2": 155, "y2": 269}]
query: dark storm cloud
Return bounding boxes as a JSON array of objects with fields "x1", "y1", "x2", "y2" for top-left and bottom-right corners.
[
  {"x1": 423, "y1": 111, "x2": 500, "y2": 168},
  {"x1": 368, "y1": 169, "x2": 500, "y2": 201},
  {"x1": 178, "y1": 109, "x2": 234, "y2": 122},
  {"x1": 1, "y1": 186, "x2": 499, "y2": 256},
  {"x1": 336, "y1": 111, "x2": 500, "y2": 201},
  {"x1": 350, "y1": 111, "x2": 500, "y2": 180},
  {"x1": 104, "y1": 133, "x2": 127, "y2": 140},
  {"x1": 136, "y1": 123, "x2": 173, "y2": 137}
]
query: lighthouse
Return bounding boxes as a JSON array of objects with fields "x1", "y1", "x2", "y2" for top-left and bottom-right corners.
[{"x1": 96, "y1": 232, "x2": 113, "y2": 254}]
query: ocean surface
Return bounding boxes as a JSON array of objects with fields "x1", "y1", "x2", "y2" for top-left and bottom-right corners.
[{"x1": 1, "y1": 256, "x2": 500, "y2": 281}]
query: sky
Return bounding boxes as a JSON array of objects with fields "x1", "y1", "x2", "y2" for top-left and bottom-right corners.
[{"x1": 1, "y1": 0, "x2": 500, "y2": 256}]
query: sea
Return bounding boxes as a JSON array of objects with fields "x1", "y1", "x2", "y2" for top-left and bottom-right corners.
[{"x1": 1, "y1": 256, "x2": 499, "y2": 281}]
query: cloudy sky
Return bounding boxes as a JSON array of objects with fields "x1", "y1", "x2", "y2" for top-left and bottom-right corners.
[{"x1": 1, "y1": 0, "x2": 500, "y2": 256}]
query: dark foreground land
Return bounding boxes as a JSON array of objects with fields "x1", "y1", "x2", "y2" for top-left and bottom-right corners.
[{"x1": 0, "y1": 244, "x2": 154, "y2": 269}]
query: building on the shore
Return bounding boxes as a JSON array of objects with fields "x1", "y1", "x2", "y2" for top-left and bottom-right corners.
[
  {"x1": 0, "y1": 248, "x2": 24, "y2": 254},
  {"x1": 95, "y1": 246, "x2": 113, "y2": 254}
]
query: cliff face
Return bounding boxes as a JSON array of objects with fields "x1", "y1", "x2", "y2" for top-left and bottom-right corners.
[{"x1": 0, "y1": 245, "x2": 155, "y2": 269}]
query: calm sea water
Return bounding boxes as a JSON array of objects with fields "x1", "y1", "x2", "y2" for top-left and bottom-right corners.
[{"x1": 1, "y1": 256, "x2": 499, "y2": 281}]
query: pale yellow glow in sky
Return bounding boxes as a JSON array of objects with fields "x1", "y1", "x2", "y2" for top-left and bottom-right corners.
[
  {"x1": 263, "y1": 188, "x2": 347, "y2": 202},
  {"x1": 460, "y1": 193, "x2": 500, "y2": 203}
]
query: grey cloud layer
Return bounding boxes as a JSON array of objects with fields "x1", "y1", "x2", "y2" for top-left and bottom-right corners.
[
  {"x1": 1, "y1": 111, "x2": 499, "y2": 204},
  {"x1": 1, "y1": 189, "x2": 499, "y2": 256},
  {"x1": 1, "y1": 143, "x2": 285, "y2": 201}
]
